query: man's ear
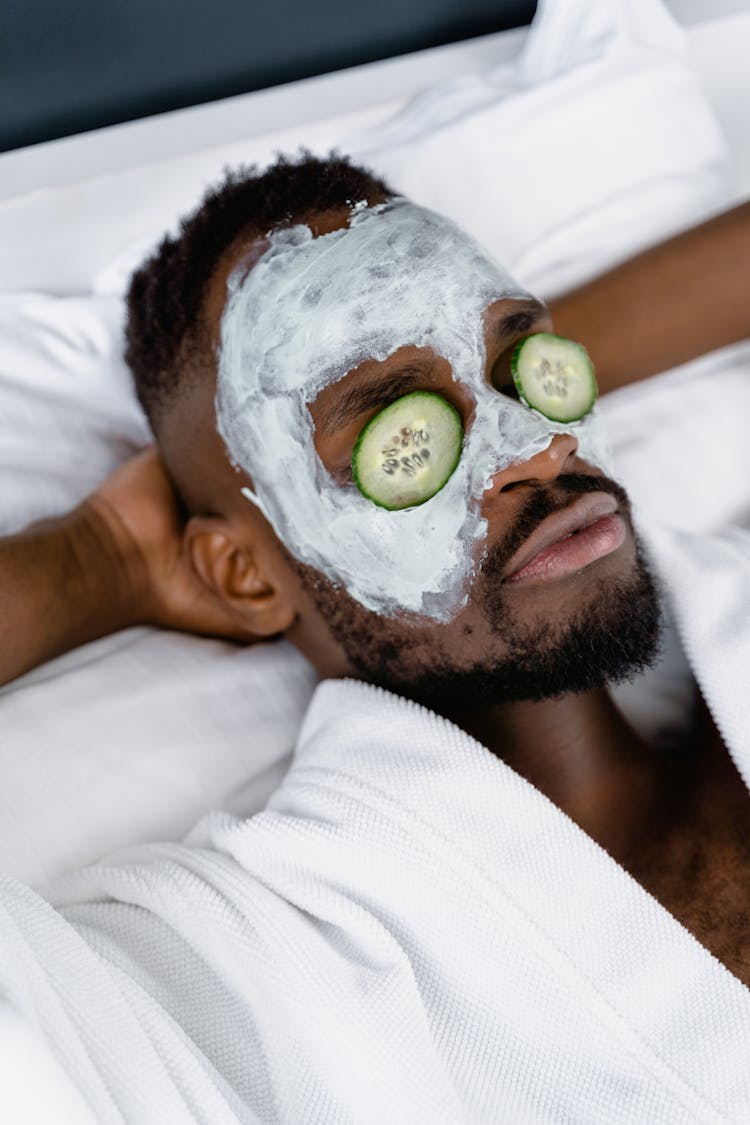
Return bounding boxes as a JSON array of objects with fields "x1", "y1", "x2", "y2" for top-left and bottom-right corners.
[{"x1": 185, "y1": 516, "x2": 296, "y2": 638}]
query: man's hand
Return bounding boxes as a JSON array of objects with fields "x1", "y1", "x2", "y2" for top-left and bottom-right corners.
[
  {"x1": 84, "y1": 447, "x2": 258, "y2": 643},
  {"x1": 0, "y1": 448, "x2": 257, "y2": 688}
]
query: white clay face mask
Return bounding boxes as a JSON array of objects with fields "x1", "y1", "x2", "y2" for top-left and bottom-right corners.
[{"x1": 216, "y1": 198, "x2": 614, "y2": 622}]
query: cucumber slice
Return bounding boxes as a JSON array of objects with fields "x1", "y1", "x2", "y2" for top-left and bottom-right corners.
[
  {"x1": 352, "y1": 391, "x2": 463, "y2": 510},
  {"x1": 511, "y1": 333, "x2": 597, "y2": 422}
]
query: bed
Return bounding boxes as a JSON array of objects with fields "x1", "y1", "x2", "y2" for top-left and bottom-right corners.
[{"x1": 1, "y1": 0, "x2": 749, "y2": 890}]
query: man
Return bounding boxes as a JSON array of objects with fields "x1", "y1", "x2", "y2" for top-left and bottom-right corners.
[{"x1": 2, "y1": 153, "x2": 750, "y2": 1122}]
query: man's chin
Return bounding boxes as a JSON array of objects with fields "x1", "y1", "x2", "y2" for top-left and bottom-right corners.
[
  {"x1": 287, "y1": 526, "x2": 665, "y2": 712},
  {"x1": 370, "y1": 537, "x2": 664, "y2": 712},
  {"x1": 410, "y1": 538, "x2": 665, "y2": 710}
]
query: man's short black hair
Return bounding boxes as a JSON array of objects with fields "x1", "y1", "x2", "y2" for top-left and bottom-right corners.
[{"x1": 125, "y1": 151, "x2": 393, "y2": 429}]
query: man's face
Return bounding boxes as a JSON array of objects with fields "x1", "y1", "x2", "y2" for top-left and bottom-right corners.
[
  {"x1": 188, "y1": 198, "x2": 663, "y2": 707},
  {"x1": 216, "y1": 199, "x2": 614, "y2": 620}
]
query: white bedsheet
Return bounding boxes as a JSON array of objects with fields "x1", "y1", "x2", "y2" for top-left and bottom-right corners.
[{"x1": 0, "y1": 0, "x2": 748, "y2": 890}]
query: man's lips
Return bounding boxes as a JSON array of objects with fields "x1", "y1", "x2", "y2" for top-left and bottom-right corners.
[{"x1": 503, "y1": 493, "x2": 624, "y2": 583}]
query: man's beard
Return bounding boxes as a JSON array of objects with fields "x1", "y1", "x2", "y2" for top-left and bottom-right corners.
[{"x1": 286, "y1": 474, "x2": 666, "y2": 710}]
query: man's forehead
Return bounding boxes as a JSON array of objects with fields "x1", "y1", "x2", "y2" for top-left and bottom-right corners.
[
  {"x1": 205, "y1": 204, "x2": 373, "y2": 344},
  {"x1": 214, "y1": 199, "x2": 531, "y2": 405}
]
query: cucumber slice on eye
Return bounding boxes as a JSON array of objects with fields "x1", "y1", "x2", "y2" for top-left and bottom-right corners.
[
  {"x1": 352, "y1": 391, "x2": 463, "y2": 510},
  {"x1": 511, "y1": 332, "x2": 598, "y2": 422}
]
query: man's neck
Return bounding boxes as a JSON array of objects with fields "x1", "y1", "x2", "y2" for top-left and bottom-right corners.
[{"x1": 445, "y1": 689, "x2": 668, "y2": 860}]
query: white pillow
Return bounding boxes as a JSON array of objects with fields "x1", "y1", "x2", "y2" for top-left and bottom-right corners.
[
  {"x1": 0, "y1": 293, "x2": 147, "y2": 534},
  {"x1": 349, "y1": 0, "x2": 733, "y2": 296},
  {"x1": 0, "y1": 626, "x2": 316, "y2": 888},
  {"x1": 89, "y1": 0, "x2": 733, "y2": 303}
]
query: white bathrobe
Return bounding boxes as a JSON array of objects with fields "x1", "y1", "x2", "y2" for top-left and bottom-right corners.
[{"x1": 1, "y1": 513, "x2": 749, "y2": 1124}]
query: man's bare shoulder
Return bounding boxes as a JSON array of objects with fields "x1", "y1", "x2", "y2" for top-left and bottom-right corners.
[{"x1": 621, "y1": 692, "x2": 750, "y2": 991}]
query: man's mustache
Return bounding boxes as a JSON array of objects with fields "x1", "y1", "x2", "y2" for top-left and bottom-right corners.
[{"x1": 479, "y1": 472, "x2": 632, "y2": 581}]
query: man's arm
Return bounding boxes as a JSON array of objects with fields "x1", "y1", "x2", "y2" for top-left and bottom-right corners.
[
  {"x1": 548, "y1": 200, "x2": 750, "y2": 396},
  {"x1": 0, "y1": 449, "x2": 256, "y2": 688},
  {"x1": 0, "y1": 503, "x2": 143, "y2": 687}
]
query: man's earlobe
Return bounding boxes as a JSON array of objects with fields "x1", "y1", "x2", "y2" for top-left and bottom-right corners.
[{"x1": 186, "y1": 517, "x2": 295, "y2": 637}]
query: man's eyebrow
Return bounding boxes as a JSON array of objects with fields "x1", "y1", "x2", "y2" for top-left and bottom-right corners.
[
  {"x1": 317, "y1": 365, "x2": 435, "y2": 435},
  {"x1": 492, "y1": 303, "x2": 548, "y2": 345}
]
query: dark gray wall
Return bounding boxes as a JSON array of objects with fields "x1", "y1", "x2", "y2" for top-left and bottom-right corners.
[{"x1": 0, "y1": 0, "x2": 536, "y2": 153}]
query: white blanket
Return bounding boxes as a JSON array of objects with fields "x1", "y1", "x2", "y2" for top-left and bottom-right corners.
[{"x1": 1, "y1": 511, "x2": 749, "y2": 1124}]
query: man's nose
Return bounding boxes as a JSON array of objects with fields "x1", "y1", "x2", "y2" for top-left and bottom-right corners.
[{"x1": 484, "y1": 432, "x2": 579, "y2": 496}]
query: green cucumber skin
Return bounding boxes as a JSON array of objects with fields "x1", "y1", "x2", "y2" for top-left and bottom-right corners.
[
  {"x1": 511, "y1": 333, "x2": 597, "y2": 423},
  {"x1": 352, "y1": 391, "x2": 463, "y2": 511}
]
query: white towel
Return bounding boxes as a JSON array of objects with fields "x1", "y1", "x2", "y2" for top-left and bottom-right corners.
[{"x1": 1, "y1": 510, "x2": 749, "y2": 1124}]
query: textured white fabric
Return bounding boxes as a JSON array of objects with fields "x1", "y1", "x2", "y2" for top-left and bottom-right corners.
[
  {"x1": 0, "y1": 1006, "x2": 98, "y2": 1125},
  {"x1": 1, "y1": 512, "x2": 749, "y2": 1124}
]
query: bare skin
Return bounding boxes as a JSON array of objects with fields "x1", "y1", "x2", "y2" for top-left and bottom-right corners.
[
  {"x1": 3, "y1": 199, "x2": 750, "y2": 985},
  {"x1": 629, "y1": 692, "x2": 750, "y2": 986}
]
